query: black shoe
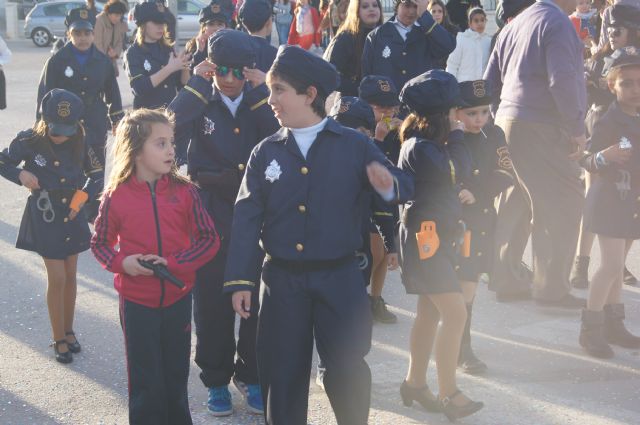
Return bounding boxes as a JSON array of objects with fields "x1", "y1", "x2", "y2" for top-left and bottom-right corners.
[
  {"x1": 570, "y1": 256, "x2": 590, "y2": 289},
  {"x1": 458, "y1": 344, "x2": 487, "y2": 375},
  {"x1": 65, "y1": 331, "x2": 81, "y2": 354},
  {"x1": 52, "y1": 340, "x2": 73, "y2": 364},
  {"x1": 400, "y1": 381, "x2": 441, "y2": 412},
  {"x1": 439, "y1": 390, "x2": 484, "y2": 422},
  {"x1": 623, "y1": 267, "x2": 638, "y2": 286},
  {"x1": 579, "y1": 309, "x2": 614, "y2": 358},
  {"x1": 604, "y1": 304, "x2": 640, "y2": 349},
  {"x1": 536, "y1": 293, "x2": 586, "y2": 309},
  {"x1": 371, "y1": 296, "x2": 398, "y2": 324},
  {"x1": 496, "y1": 290, "x2": 531, "y2": 303}
]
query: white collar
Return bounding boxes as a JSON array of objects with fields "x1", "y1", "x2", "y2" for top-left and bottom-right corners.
[{"x1": 220, "y1": 92, "x2": 244, "y2": 118}]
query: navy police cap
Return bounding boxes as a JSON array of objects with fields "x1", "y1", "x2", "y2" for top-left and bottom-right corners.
[
  {"x1": 330, "y1": 96, "x2": 376, "y2": 132},
  {"x1": 400, "y1": 70, "x2": 468, "y2": 115},
  {"x1": 359, "y1": 75, "x2": 400, "y2": 107},
  {"x1": 65, "y1": 7, "x2": 95, "y2": 31},
  {"x1": 610, "y1": 46, "x2": 640, "y2": 70},
  {"x1": 271, "y1": 45, "x2": 340, "y2": 96},
  {"x1": 41, "y1": 89, "x2": 83, "y2": 137},
  {"x1": 239, "y1": 0, "x2": 273, "y2": 30},
  {"x1": 133, "y1": 1, "x2": 166, "y2": 26},
  {"x1": 200, "y1": 0, "x2": 231, "y2": 24},
  {"x1": 458, "y1": 80, "x2": 492, "y2": 107},
  {"x1": 208, "y1": 29, "x2": 256, "y2": 67}
]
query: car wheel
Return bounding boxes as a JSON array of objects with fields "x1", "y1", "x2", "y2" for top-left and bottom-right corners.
[{"x1": 31, "y1": 28, "x2": 52, "y2": 47}]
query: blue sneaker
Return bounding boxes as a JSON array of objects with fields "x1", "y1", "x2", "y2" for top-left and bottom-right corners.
[
  {"x1": 207, "y1": 385, "x2": 233, "y2": 417},
  {"x1": 233, "y1": 377, "x2": 264, "y2": 414}
]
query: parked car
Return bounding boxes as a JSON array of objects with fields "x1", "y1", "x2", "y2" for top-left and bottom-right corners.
[
  {"x1": 126, "y1": 0, "x2": 206, "y2": 41},
  {"x1": 24, "y1": 0, "x2": 105, "y2": 47}
]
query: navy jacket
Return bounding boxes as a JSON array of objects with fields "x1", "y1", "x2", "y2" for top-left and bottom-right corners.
[
  {"x1": 362, "y1": 13, "x2": 456, "y2": 91},
  {"x1": 324, "y1": 29, "x2": 369, "y2": 97},
  {"x1": 250, "y1": 35, "x2": 278, "y2": 72},
  {"x1": 124, "y1": 42, "x2": 183, "y2": 110},
  {"x1": 222, "y1": 118, "x2": 414, "y2": 292},
  {"x1": 37, "y1": 44, "x2": 123, "y2": 147}
]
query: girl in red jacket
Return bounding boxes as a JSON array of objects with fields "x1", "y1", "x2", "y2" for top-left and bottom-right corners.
[
  {"x1": 91, "y1": 108, "x2": 219, "y2": 425},
  {"x1": 288, "y1": 0, "x2": 322, "y2": 50}
]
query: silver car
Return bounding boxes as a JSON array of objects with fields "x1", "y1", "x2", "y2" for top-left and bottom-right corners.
[
  {"x1": 24, "y1": 1, "x2": 105, "y2": 47},
  {"x1": 126, "y1": 0, "x2": 208, "y2": 41}
]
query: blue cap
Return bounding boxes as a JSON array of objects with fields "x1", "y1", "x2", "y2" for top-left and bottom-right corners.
[
  {"x1": 133, "y1": 1, "x2": 166, "y2": 26},
  {"x1": 359, "y1": 75, "x2": 399, "y2": 107},
  {"x1": 610, "y1": 4, "x2": 640, "y2": 30},
  {"x1": 271, "y1": 45, "x2": 340, "y2": 96},
  {"x1": 239, "y1": 0, "x2": 272, "y2": 31},
  {"x1": 400, "y1": 70, "x2": 468, "y2": 115},
  {"x1": 330, "y1": 96, "x2": 376, "y2": 132},
  {"x1": 40, "y1": 89, "x2": 83, "y2": 137},
  {"x1": 458, "y1": 80, "x2": 492, "y2": 107},
  {"x1": 65, "y1": 7, "x2": 95, "y2": 31},
  {"x1": 200, "y1": 0, "x2": 231, "y2": 24},
  {"x1": 610, "y1": 46, "x2": 640, "y2": 70},
  {"x1": 208, "y1": 29, "x2": 256, "y2": 68}
]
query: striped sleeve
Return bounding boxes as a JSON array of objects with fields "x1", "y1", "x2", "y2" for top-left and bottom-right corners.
[
  {"x1": 90, "y1": 193, "x2": 126, "y2": 274},
  {"x1": 166, "y1": 184, "x2": 220, "y2": 274}
]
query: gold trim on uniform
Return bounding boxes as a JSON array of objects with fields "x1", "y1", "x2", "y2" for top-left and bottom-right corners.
[
  {"x1": 250, "y1": 97, "x2": 268, "y2": 111},
  {"x1": 223, "y1": 280, "x2": 256, "y2": 287},
  {"x1": 185, "y1": 85, "x2": 209, "y2": 104},
  {"x1": 130, "y1": 74, "x2": 144, "y2": 82},
  {"x1": 426, "y1": 22, "x2": 438, "y2": 34}
]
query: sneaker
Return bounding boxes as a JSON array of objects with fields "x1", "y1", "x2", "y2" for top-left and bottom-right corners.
[
  {"x1": 315, "y1": 364, "x2": 326, "y2": 390},
  {"x1": 207, "y1": 386, "x2": 233, "y2": 417},
  {"x1": 233, "y1": 377, "x2": 264, "y2": 415},
  {"x1": 371, "y1": 296, "x2": 398, "y2": 324}
]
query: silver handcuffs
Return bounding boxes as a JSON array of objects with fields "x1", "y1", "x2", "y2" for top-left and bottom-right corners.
[{"x1": 36, "y1": 190, "x2": 55, "y2": 223}]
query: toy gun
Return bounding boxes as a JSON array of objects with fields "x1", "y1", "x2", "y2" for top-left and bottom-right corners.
[{"x1": 138, "y1": 260, "x2": 185, "y2": 289}]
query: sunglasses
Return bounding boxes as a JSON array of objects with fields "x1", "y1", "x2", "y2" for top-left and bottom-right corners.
[{"x1": 215, "y1": 65, "x2": 245, "y2": 80}]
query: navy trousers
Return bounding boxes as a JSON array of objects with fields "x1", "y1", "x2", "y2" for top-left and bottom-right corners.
[
  {"x1": 119, "y1": 293, "x2": 193, "y2": 425},
  {"x1": 257, "y1": 259, "x2": 373, "y2": 425}
]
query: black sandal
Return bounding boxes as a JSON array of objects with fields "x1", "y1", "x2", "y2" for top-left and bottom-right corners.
[
  {"x1": 65, "y1": 331, "x2": 81, "y2": 354},
  {"x1": 51, "y1": 340, "x2": 73, "y2": 364},
  {"x1": 440, "y1": 390, "x2": 483, "y2": 422}
]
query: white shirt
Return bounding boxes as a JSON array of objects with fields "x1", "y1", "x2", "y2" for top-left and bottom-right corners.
[
  {"x1": 220, "y1": 92, "x2": 244, "y2": 118},
  {"x1": 393, "y1": 18, "x2": 419, "y2": 41}
]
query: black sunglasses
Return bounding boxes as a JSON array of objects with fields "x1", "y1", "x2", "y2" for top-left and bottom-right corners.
[{"x1": 215, "y1": 65, "x2": 245, "y2": 80}]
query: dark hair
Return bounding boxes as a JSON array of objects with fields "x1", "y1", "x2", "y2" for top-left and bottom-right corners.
[
  {"x1": 428, "y1": 0, "x2": 459, "y2": 34},
  {"x1": 104, "y1": 0, "x2": 127, "y2": 15},
  {"x1": 267, "y1": 69, "x2": 328, "y2": 118},
  {"x1": 31, "y1": 120, "x2": 86, "y2": 168},
  {"x1": 399, "y1": 112, "x2": 449, "y2": 144},
  {"x1": 467, "y1": 7, "x2": 485, "y2": 22},
  {"x1": 244, "y1": 16, "x2": 269, "y2": 33},
  {"x1": 593, "y1": 27, "x2": 640, "y2": 62}
]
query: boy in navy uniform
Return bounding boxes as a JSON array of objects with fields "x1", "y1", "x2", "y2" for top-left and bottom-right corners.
[
  {"x1": 169, "y1": 29, "x2": 279, "y2": 417},
  {"x1": 239, "y1": 0, "x2": 278, "y2": 72},
  {"x1": 223, "y1": 46, "x2": 414, "y2": 425}
]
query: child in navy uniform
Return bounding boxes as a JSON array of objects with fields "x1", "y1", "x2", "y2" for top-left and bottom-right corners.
[
  {"x1": 91, "y1": 108, "x2": 220, "y2": 424},
  {"x1": 223, "y1": 45, "x2": 414, "y2": 425},
  {"x1": 169, "y1": 29, "x2": 279, "y2": 417},
  {"x1": 359, "y1": 74, "x2": 404, "y2": 323},
  {"x1": 397, "y1": 70, "x2": 484, "y2": 422},
  {"x1": 578, "y1": 47, "x2": 640, "y2": 359},
  {"x1": 0, "y1": 89, "x2": 102, "y2": 363},
  {"x1": 239, "y1": 0, "x2": 278, "y2": 72},
  {"x1": 454, "y1": 80, "x2": 514, "y2": 374},
  {"x1": 186, "y1": 1, "x2": 231, "y2": 70}
]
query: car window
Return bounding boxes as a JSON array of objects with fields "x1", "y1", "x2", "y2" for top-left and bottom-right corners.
[
  {"x1": 178, "y1": 0, "x2": 200, "y2": 15},
  {"x1": 43, "y1": 3, "x2": 70, "y2": 16},
  {"x1": 66, "y1": 2, "x2": 86, "y2": 11}
]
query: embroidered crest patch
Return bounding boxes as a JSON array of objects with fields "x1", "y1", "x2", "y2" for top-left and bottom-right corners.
[
  {"x1": 496, "y1": 146, "x2": 513, "y2": 170},
  {"x1": 382, "y1": 46, "x2": 391, "y2": 59},
  {"x1": 203, "y1": 117, "x2": 215, "y2": 135},
  {"x1": 57, "y1": 101, "x2": 71, "y2": 118},
  {"x1": 265, "y1": 160, "x2": 282, "y2": 183},
  {"x1": 34, "y1": 154, "x2": 47, "y2": 167},
  {"x1": 64, "y1": 66, "x2": 74, "y2": 78},
  {"x1": 144, "y1": 60, "x2": 152, "y2": 72}
]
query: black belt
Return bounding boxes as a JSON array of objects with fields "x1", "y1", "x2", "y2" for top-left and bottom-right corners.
[{"x1": 266, "y1": 254, "x2": 355, "y2": 273}]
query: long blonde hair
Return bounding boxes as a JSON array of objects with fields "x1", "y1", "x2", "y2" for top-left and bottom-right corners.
[
  {"x1": 104, "y1": 108, "x2": 189, "y2": 195},
  {"x1": 135, "y1": 22, "x2": 174, "y2": 48}
]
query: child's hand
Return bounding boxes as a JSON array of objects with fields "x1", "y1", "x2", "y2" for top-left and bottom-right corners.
[
  {"x1": 67, "y1": 202, "x2": 85, "y2": 221},
  {"x1": 19, "y1": 170, "x2": 40, "y2": 190},
  {"x1": 139, "y1": 254, "x2": 169, "y2": 266},
  {"x1": 375, "y1": 120, "x2": 391, "y2": 141},
  {"x1": 387, "y1": 253, "x2": 399, "y2": 270},
  {"x1": 366, "y1": 161, "x2": 394, "y2": 194},
  {"x1": 449, "y1": 108, "x2": 465, "y2": 132},
  {"x1": 459, "y1": 189, "x2": 476, "y2": 205},
  {"x1": 194, "y1": 60, "x2": 217, "y2": 80},
  {"x1": 243, "y1": 67, "x2": 266, "y2": 87},
  {"x1": 232, "y1": 290, "x2": 252, "y2": 319},
  {"x1": 601, "y1": 144, "x2": 633, "y2": 164},
  {"x1": 122, "y1": 254, "x2": 154, "y2": 276}
]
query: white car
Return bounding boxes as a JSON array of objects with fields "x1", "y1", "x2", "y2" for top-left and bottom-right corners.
[{"x1": 127, "y1": 0, "x2": 207, "y2": 41}]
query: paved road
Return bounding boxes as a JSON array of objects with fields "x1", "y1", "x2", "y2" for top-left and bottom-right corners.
[{"x1": 1, "y1": 39, "x2": 639, "y2": 425}]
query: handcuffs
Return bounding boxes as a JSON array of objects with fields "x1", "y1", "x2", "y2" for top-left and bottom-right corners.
[{"x1": 36, "y1": 190, "x2": 55, "y2": 223}]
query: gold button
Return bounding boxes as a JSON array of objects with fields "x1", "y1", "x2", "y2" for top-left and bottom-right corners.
[
  {"x1": 64, "y1": 217, "x2": 69, "y2": 223},
  {"x1": 401, "y1": 70, "x2": 407, "y2": 74},
  {"x1": 301, "y1": 166, "x2": 309, "y2": 175},
  {"x1": 234, "y1": 128, "x2": 240, "y2": 135},
  {"x1": 296, "y1": 243, "x2": 304, "y2": 252},
  {"x1": 477, "y1": 252, "x2": 482, "y2": 257},
  {"x1": 483, "y1": 208, "x2": 489, "y2": 214},
  {"x1": 634, "y1": 213, "x2": 639, "y2": 219},
  {"x1": 65, "y1": 237, "x2": 71, "y2": 242},
  {"x1": 298, "y1": 205, "x2": 306, "y2": 213},
  {"x1": 80, "y1": 119, "x2": 85, "y2": 124},
  {"x1": 61, "y1": 198, "x2": 68, "y2": 204},
  {"x1": 238, "y1": 163, "x2": 245, "y2": 171},
  {"x1": 481, "y1": 231, "x2": 486, "y2": 236},
  {"x1": 60, "y1": 178, "x2": 66, "y2": 183},
  {"x1": 83, "y1": 77, "x2": 88, "y2": 81},
  {"x1": 473, "y1": 169, "x2": 480, "y2": 176},
  {"x1": 452, "y1": 241, "x2": 456, "y2": 247},
  {"x1": 402, "y1": 52, "x2": 407, "y2": 56},
  {"x1": 163, "y1": 84, "x2": 168, "y2": 88},
  {"x1": 81, "y1": 91, "x2": 86, "y2": 95},
  {"x1": 54, "y1": 161, "x2": 60, "y2": 167},
  {"x1": 637, "y1": 196, "x2": 640, "y2": 202},
  {"x1": 455, "y1": 265, "x2": 460, "y2": 271}
]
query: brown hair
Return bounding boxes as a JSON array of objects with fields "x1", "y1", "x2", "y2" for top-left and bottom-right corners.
[
  {"x1": 104, "y1": 108, "x2": 189, "y2": 195},
  {"x1": 399, "y1": 112, "x2": 449, "y2": 144},
  {"x1": 135, "y1": 22, "x2": 174, "y2": 48},
  {"x1": 428, "y1": 0, "x2": 458, "y2": 33},
  {"x1": 104, "y1": 0, "x2": 127, "y2": 15},
  {"x1": 31, "y1": 119, "x2": 86, "y2": 167},
  {"x1": 267, "y1": 70, "x2": 328, "y2": 118}
]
